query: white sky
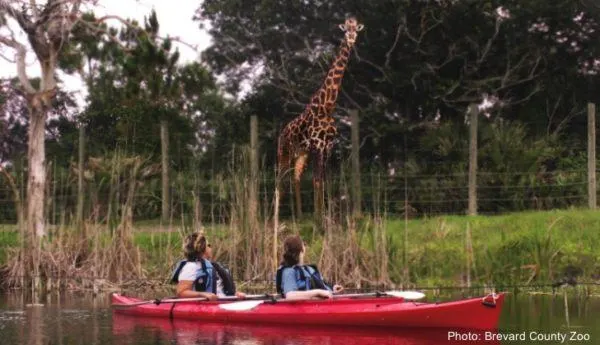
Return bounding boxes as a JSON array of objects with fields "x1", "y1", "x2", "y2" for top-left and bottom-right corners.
[{"x1": 0, "y1": 0, "x2": 213, "y2": 109}]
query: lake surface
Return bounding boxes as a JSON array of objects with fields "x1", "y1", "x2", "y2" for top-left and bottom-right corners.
[{"x1": 0, "y1": 290, "x2": 599, "y2": 344}]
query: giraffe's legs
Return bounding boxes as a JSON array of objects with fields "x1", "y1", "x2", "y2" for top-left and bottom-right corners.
[{"x1": 294, "y1": 152, "x2": 309, "y2": 218}]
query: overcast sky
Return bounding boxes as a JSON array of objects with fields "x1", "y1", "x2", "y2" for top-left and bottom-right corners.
[{"x1": 0, "y1": 0, "x2": 212, "y2": 109}]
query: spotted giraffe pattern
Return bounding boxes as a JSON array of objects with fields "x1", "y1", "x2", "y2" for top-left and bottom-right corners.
[{"x1": 277, "y1": 17, "x2": 363, "y2": 217}]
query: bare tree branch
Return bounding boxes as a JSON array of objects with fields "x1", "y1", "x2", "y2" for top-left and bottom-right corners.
[
  {"x1": 339, "y1": 87, "x2": 363, "y2": 112},
  {"x1": 0, "y1": 49, "x2": 15, "y2": 62},
  {"x1": 353, "y1": 49, "x2": 390, "y2": 82},
  {"x1": 385, "y1": 22, "x2": 403, "y2": 69},
  {"x1": 552, "y1": 105, "x2": 583, "y2": 137},
  {"x1": 0, "y1": 35, "x2": 36, "y2": 93},
  {"x1": 69, "y1": 0, "x2": 81, "y2": 19},
  {"x1": 400, "y1": 9, "x2": 443, "y2": 55},
  {"x1": 477, "y1": 17, "x2": 502, "y2": 65},
  {"x1": 0, "y1": 1, "x2": 35, "y2": 33}
]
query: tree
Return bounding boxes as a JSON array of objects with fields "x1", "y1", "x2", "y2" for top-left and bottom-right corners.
[
  {"x1": 0, "y1": 1, "x2": 84, "y2": 239},
  {"x1": 62, "y1": 11, "x2": 227, "y2": 221},
  {"x1": 198, "y1": 0, "x2": 598, "y2": 166}
]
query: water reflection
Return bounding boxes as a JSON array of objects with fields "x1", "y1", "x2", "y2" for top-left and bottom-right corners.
[
  {"x1": 0, "y1": 292, "x2": 110, "y2": 345},
  {"x1": 112, "y1": 314, "x2": 499, "y2": 345}
]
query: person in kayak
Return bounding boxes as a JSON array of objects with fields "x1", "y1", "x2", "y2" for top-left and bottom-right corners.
[
  {"x1": 276, "y1": 234, "x2": 344, "y2": 300},
  {"x1": 171, "y1": 232, "x2": 245, "y2": 300}
]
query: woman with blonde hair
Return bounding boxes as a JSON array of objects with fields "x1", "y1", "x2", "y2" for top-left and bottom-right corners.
[{"x1": 171, "y1": 232, "x2": 245, "y2": 300}]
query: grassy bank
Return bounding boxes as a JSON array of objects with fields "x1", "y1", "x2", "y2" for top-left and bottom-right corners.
[
  {"x1": 387, "y1": 209, "x2": 600, "y2": 287},
  {"x1": 1, "y1": 209, "x2": 599, "y2": 288}
]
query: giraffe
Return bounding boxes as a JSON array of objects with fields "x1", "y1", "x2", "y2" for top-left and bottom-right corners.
[{"x1": 277, "y1": 17, "x2": 363, "y2": 218}]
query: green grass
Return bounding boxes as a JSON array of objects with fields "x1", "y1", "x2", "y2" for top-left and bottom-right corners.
[
  {"x1": 383, "y1": 209, "x2": 600, "y2": 286},
  {"x1": 1, "y1": 208, "x2": 599, "y2": 286},
  {"x1": 0, "y1": 230, "x2": 19, "y2": 264},
  {"x1": 133, "y1": 231, "x2": 183, "y2": 276},
  {"x1": 0, "y1": 224, "x2": 16, "y2": 232}
]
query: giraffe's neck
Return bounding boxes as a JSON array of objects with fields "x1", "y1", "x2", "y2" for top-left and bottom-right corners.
[{"x1": 308, "y1": 38, "x2": 353, "y2": 118}]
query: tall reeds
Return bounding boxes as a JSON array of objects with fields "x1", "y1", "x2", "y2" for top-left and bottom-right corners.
[
  {"x1": 2, "y1": 153, "x2": 157, "y2": 292},
  {"x1": 0, "y1": 144, "x2": 400, "y2": 292},
  {"x1": 5, "y1": 145, "x2": 593, "y2": 294}
]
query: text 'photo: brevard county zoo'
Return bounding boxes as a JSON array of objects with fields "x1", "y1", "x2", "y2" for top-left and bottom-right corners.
[{"x1": 1, "y1": 1, "x2": 600, "y2": 344}]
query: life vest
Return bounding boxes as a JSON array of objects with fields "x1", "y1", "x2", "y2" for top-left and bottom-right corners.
[
  {"x1": 212, "y1": 261, "x2": 237, "y2": 296},
  {"x1": 275, "y1": 264, "x2": 332, "y2": 296},
  {"x1": 170, "y1": 259, "x2": 217, "y2": 293}
]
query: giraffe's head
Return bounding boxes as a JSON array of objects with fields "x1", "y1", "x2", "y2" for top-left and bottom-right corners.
[{"x1": 338, "y1": 17, "x2": 364, "y2": 46}]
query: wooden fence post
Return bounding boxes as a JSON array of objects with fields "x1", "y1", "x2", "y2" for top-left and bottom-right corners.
[
  {"x1": 160, "y1": 120, "x2": 170, "y2": 222},
  {"x1": 468, "y1": 103, "x2": 479, "y2": 216},
  {"x1": 250, "y1": 115, "x2": 259, "y2": 218},
  {"x1": 588, "y1": 102, "x2": 596, "y2": 209},
  {"x1": 248, "y1": 115, "x2": 259, "y2": 279},
  {"x1": 76, "y1": 125, "x2": 85, "y2": 228},
  {"x1": 350, "y1": 109, "x2": 362, "y2": 217}
]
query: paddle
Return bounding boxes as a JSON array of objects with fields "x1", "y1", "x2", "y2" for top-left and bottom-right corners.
[
  {"x1": 111, "y1": 293, "x2": 269, "y2": 308},
  {"x1": 335, "y1": 290, "x2": 425, "y2": 300},
  {"x1": 113, "y1": 290, "x2": 425, "y2": 310},
  {"x1": 217, "y1": 290, "x2": 426, "y2": 312}
]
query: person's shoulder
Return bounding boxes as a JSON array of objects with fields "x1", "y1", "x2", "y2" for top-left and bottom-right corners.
[
  {"x1": 178, "y1": 261, "x2": 203, "y2": 281},
  {"x1": 281, "y1": 266, "x2": 296, "y2": 275},
  {"x1": 181, "y1": 261, "x2": 202, "y2": 271}
]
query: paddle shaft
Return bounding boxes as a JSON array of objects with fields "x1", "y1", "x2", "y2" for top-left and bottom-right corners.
[
  {"x1": 112, "y1": 290, "x2": 421, "y2": 309},
  {"x1": 334, "y1": 292, "x2": 395, "y2": 299},
  {"x1": 111, "y1": 294, "x2": 269, "y2": 308}
]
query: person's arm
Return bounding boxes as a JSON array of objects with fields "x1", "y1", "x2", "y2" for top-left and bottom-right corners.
[
  {"x1": 284, "y1": 289, "x2": 332, "y2": 300},
  {"x1": 176, "y1": 281, "x2": 218, "y2": 300}
]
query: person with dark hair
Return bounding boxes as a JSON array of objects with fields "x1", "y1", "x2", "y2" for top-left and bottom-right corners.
[
  {"x1": 170, "y1": 232, "x2": 245, "y2": 300},
  {"x1": 275, "y1": 234, "x2": 344, "y2": 300}
]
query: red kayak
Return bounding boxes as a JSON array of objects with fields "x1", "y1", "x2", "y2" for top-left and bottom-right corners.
[{"x1": 112, "y1": 292, "x2": 505, "y2": 330}]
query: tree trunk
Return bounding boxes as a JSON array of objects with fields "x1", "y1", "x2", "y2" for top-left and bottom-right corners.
[
  {"x1": 26, "y1": 93, "x2": 48, "y2": 297},
  {"x1": 27, "y1": 96, "x2": 47, "y2": 239},
  {"x1": 161, "y1": 120, "x2": 170, "y2": 222}
]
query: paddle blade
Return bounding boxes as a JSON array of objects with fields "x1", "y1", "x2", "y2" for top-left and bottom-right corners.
[
  {"x1": 386, "y1": 291, "x2": 426, "y2": 300},
  {"x1": 218, "y1": 300, "x2": 264, "y2": 311}
]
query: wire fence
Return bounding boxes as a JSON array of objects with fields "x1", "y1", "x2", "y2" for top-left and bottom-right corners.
[
  {"x1": 0, "y1": 167, "x2": 594, "y2": 223},
  {"x1": 1, "y1": 105, "x2": 598, "y2": 224}
]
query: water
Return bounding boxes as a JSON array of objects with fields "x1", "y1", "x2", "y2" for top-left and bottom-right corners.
[{"x1": 0, "y1": 291, "x2": 599, "y2": 344}]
